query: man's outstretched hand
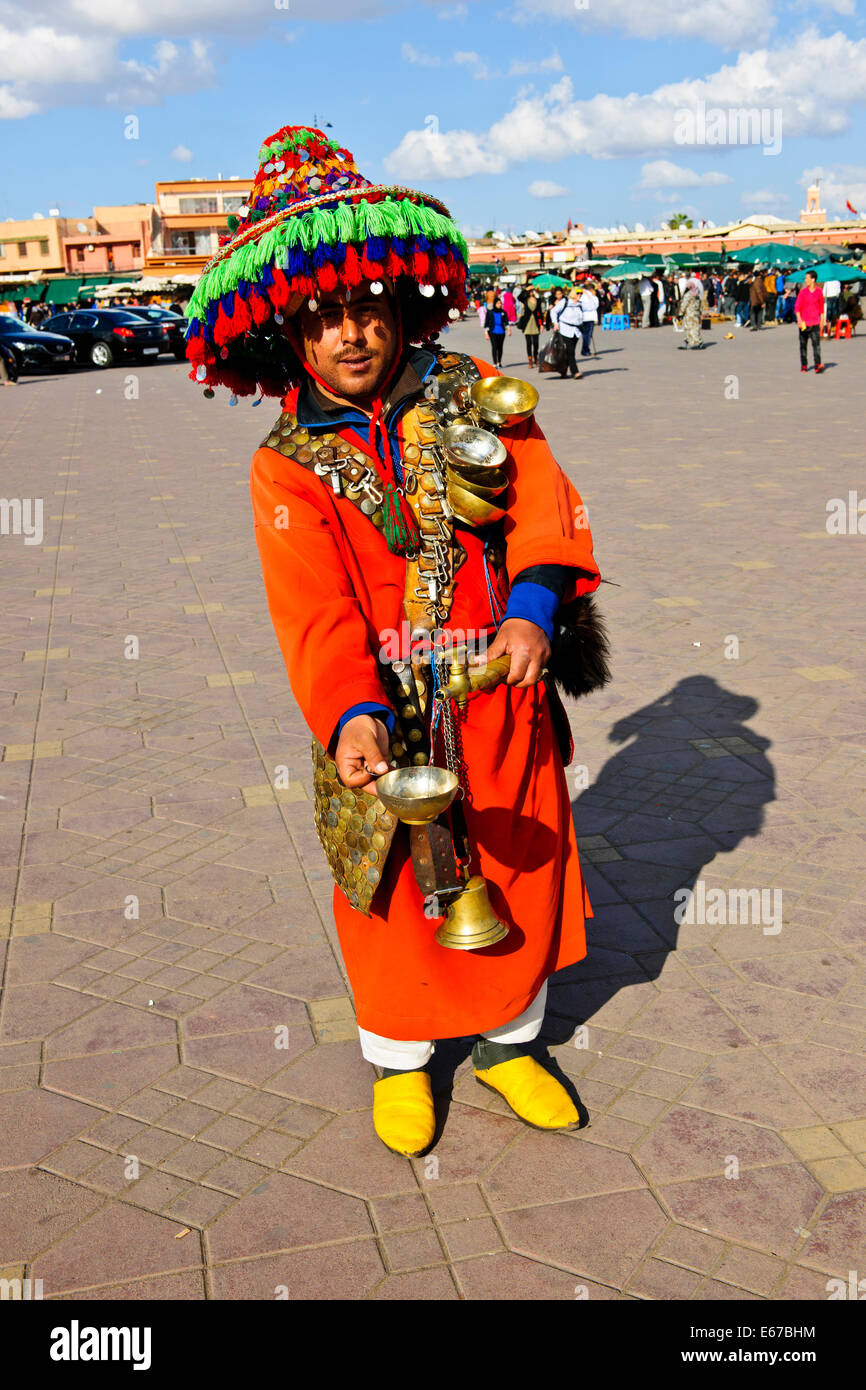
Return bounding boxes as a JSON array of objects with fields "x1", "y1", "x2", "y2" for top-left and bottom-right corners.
[
  {"x1": 335, "y1": 714, "x2": 392, "y2": 793},
  {"x1": 474, "y1": 617, "x2": 551, "y2": 688}
]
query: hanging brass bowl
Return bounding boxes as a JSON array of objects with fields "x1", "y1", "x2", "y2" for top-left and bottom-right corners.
[
  {"x1": 446, "y1": 478, "x2": 507, "y2": 527},
  {"x1": 442, "y1": 424, "x2": 507, "y2": 474},
  {"x1": 446, "y1": 468, "x2": 508, "y2": 499},
  {"x1": 469, "y1": 375, "x2": 539, "y2": 427},
  {"x1": 375, "y1": 766, "x2": 458, "y2": 825},
  {"x1": 446, "y1": 454, "x2": 510, "y2": 487}
]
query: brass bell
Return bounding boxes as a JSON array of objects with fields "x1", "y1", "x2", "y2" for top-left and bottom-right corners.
[{"x1": 435, "y1": 875, "x2": 509, "y2": 950}]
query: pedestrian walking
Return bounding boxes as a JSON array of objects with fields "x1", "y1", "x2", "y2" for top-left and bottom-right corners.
[
  {"x1": 674, "y1": 273, "x2": 704, "y2": 349},
  {"x1": 639, "y1": 274, "x2": 653, "y2": 327},
  {"x1": 484, "y1": 293, "x2": 511, "y2": 367},
  {"x1": 502, "y1": 287, "x2": 517, "y2": 324},
  {"x1": 578, "y1": 282, "x2": 599, "y2": 357},
  {"x1": 551, "y1": 288, "x2": 584, "y2": 377},
  {"x1": 763, "y1": 269, "x2": 777, "y2": 325},
  {"x1": 517, "y1": 287, "x2": 543, "y2": 367},
  {"x1": 823, "y1": 275, "x2": 842, "y2": 326},
  {"x1": 749, "y1": 272, "x2": 766, "y2": 330},
  {"x1": 795, "y1": 269, "x2": 826, "y2": 373},
  {"x1": 654, "y1": 274, "x2": 666, "y2": 326}
]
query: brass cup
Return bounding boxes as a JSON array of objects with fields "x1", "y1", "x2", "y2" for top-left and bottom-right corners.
[
  {"x1": 469, "y1": 375, "x2": 539, "y2": 427},
  {"x1": 442, "y1": 423, "x2": 507, "y2": 474},
  {"x1": 375, "y1": 766, "x2": 458, "y2": 825},
  {"x1": 446, "y1": 478, "x2": 507, "y2": 526},
  {"x1": 446, "y1": 467, "x2": 508, "y2": 499}
]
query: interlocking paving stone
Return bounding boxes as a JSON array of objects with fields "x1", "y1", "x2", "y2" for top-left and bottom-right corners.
[
  {"x1": 2, "y1": 324, "x2": 865, "y2": 1299},
  {"x1": 660, "y1": 1164, "x2": 824, "y2": 1258},
  {"x1": 30, "y1": 1204, "x2": 204, "y2": 1294},
  {"x1": 501, "y1": 1188, "x2": 669, "y2": 1288}
]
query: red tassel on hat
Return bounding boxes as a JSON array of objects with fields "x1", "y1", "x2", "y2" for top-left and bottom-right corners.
[
  {"x1": 250, "y1": 292, "x2": 271, "y2": 328},
  {"x1": 213, "y1": 306, "x2": 233, "y2": 346},
  {"x1": 385, "y1": 248, "x2": 407, "y2": 280},
  {"x1": 269, "y1": 267, "x2": 293, "y2": 309},
  {"x1": 317, "y1": 262, "x2": 338, "y2": 293},
  {"x1": 412, "y1": 250, "x2": 430, "y2": 282},
  {"x1": 360, "y1": 251, "x2": 384, "y2": 282},
  {"x1": 232, "y1": 295, "x2": 253, "y2": 335},
  {"x1": 342, "y1": 244, "x2": 363, "y2": 288}
]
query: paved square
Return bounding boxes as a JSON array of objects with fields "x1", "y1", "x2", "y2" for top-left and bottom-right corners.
[{"x1": 1, "y1": 318, "x2": 864, "y2": 1301}]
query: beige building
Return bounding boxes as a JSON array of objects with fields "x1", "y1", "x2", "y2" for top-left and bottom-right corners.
[
  {"x1": 0, "y1": 217, "x2": 64, "y2": 275},
  {"x1": 146, "y1": 177, "x2": 251, "y2": 274}
]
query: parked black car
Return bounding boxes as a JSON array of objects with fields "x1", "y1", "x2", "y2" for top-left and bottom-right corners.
[
  {"x1": 39, "y1": 309, "x2": 168, "y2": 368},
  {"x1": 126, "y1": 306, "x2": 189, "y2": 360},
  {"x1": 0, "y1": 313, "x2": 74, "y2": 373}
]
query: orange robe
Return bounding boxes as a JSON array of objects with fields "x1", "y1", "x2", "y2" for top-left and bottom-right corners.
[{"x1": 250, "y1": 356, "x2": 601, "y2": 1039}]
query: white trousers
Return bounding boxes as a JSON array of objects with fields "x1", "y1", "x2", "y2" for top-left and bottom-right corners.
[{"x1": 358, "y1": 981, "x2": 548, "y2": 1069}]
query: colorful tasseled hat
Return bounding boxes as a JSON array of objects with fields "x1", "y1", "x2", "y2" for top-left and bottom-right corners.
[{"x1": 185, "y1": 124, "x2": 469, "y2": 398}]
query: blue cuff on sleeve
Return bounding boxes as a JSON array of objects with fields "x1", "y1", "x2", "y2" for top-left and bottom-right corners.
[
  {"x1": 503, "y1": 581, "x2": 559, "y2": 642},
  {"x1": 336, "y1": 703, "x2": 396, "y2": 737}
]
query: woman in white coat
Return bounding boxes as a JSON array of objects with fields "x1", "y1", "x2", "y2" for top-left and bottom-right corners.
[
  {"x1": 551, "y1": 289, "x2": 584, "y2": 378},
  {"x1": 578, "y1": 283, "x2": 600, "y2": 358}
]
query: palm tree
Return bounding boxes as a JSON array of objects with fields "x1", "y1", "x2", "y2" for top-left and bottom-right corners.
[{"x1": 669, "y1": 213, "x2": 694, "y2": 230}]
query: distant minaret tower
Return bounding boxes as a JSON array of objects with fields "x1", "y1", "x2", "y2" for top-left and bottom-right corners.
[{"x1": 801, "y1": 179, "x2": 825, "y2": 225}]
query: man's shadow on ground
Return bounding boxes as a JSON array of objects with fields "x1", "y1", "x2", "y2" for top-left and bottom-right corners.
[{"x1": 428, "y1": 674, "x2": 774, "y2": 1134}]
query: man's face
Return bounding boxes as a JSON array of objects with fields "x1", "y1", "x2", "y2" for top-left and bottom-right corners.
[{"x1": 289, "y1": 282, "x2": 398, "y2": 402}]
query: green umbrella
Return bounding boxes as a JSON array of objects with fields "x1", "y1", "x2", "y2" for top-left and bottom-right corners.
[
  {"x1": 786, "y1": 260, "x2": 865, "y2": 284},
  {"x1": 730, "y1": 242, "x2": 820, "y2": 268},
  {"x1": 529, "y1": 272, "x2": 573, "y2": 289},
  {"x1": 688, "y1": 250, "x2": 728, "y2": 265},
  {"x1": 601, "y1": 261, "x2": 654, "y2": 280}
]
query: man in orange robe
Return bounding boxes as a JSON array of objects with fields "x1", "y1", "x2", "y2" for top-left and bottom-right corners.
[{"x1": 186, "y1": 124, "x2": 604, "y2": 1156}]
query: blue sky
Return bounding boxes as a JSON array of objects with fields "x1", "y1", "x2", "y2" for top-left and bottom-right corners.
[{"x1": 2, "y1": 0, "x2": 866, "y2": 235}]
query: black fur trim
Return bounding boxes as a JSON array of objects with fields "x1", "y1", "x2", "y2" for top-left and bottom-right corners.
[{"x1": 548, "y1": 594, "x2": 612, "y2": 699}]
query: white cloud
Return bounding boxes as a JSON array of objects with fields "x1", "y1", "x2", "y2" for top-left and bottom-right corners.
[
  {"x1": 638, "y1": 160, "x2": 732, "y2": 189},
  {"x1": 402, "y1": 41, "x2": 441, "y2": 66},
  {"x1": 0, "y1": 0, "x2": 481, "y2": 116},
  {"x1": 64, "y1": 0, "x2": 472, "y2": 32},
  {"x1": 508, "y1": 52, "x2": 564, "y2": 76},
  {"x1": 452, "y1": 48, "x2": 562, "y2": 80},
  {"x1": 384, "y1": 127, "x2": 507, "y2": 180},
  {"x1": 0, "y1": 83, "x2": 38, "y2": 117},
  {"x1": 110, "y1": 37, "x2": 214, "y2": 105},
  {"x1": 800, "y1": 164, "x2": 866, "y2": 214},
  {"x1": 794, "y1": 0, "x2": 854, "y2": 12},
  {"x1": 171, "y1": 144, "x2": 194, "y2": 162},
  {"x1": 386, "y1": 30, "x2": 866, "y2": 176},
  {"x1": 512, "y1": 0, "x2": 776, "y2": 47},
  {"x1": 529, "y1": 178, "x2": 570, "y2": 197},
  {"x1": 0, "y1": 22, "x2": 116, "y2": 83},
  {"x1": 438, "y1": 1, "x2": 468, "y2": 15},
  {"x1": 740, "y1": 188, "x2": 789, "y2": 208},
  {"x1": 0, "y1": 15, "x2": 214, "y2": 116}
]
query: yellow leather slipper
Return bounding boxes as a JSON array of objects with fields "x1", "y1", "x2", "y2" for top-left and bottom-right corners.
[
  {"x1": 373, "y1": 1071, "x2": 436, "y2": 1156},
  {"x1": 474, "y1": 1055, "x2": 580, "y2": 1130}
]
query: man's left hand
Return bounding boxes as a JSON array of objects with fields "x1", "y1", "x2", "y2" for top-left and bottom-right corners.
[{"x1": 476, "y1": 618, "x2": 551, "y2": 688}]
